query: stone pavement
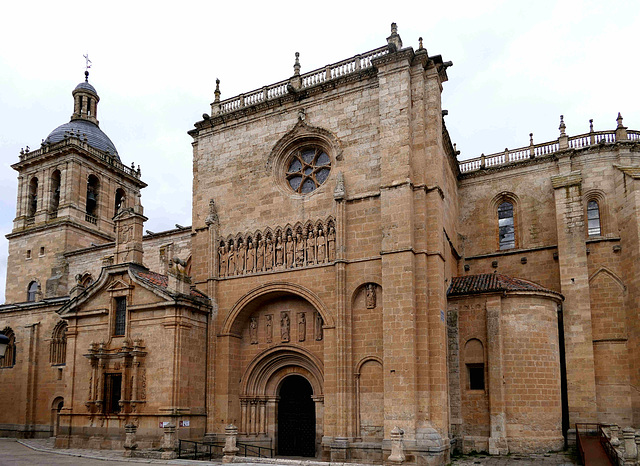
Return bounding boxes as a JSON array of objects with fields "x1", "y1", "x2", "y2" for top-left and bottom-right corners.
[{"x1": 1, "y1": 438, "x2": 578, "y2": 466}]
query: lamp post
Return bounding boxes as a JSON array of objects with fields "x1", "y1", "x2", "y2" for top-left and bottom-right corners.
[{"x1": 0, "y1": 333, "x2": 9, "y2": 358}]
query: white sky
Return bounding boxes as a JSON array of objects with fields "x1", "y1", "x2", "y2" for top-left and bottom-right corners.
[{"x1": 1, "y1": 0, "x2": 639, "y2": 303}]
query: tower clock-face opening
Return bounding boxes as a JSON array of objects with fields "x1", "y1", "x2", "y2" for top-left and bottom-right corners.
[{"x1": 277, "y1": 375, "x2": 316, "y2": 457}]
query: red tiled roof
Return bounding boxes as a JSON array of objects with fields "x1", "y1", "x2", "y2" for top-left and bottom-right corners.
[
  {"x1": 132, "y1": 267, "x2": 208, "y2": 299},
  {"x1": 447, "y1": 273, "x2": 560, "y2": 297}
]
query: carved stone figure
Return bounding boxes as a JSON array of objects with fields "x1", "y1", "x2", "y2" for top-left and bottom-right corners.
[
  {"x1": 317, "y1": 229, "x2": 326, "y2": 263},
  {"x1": 228, "y1": 243, "x2": 236, "y2": 276},
  {"x1": 275, "y1": 235, "x2": 284, "y2": 267},
  {"x1": 249, "y1": 316, "x2": 258, "y2": 344},
  {"x1": 256, "y1": 239, "x2": 264, "y2": 271},
  {"x1": 246, "y1": 241, "x2": 255, "y2": 273},
  {"x1": 285, "y1": 234, "x2": 294, "y2": 268},
  {"x1": 328, "y1": 226, "x2": 336, "y2": 261},
  {"x1": 205, "y1": 199, "x2": 219, "y2": 225},
  {"x1": 366, "y1": 283, "x2": 376, "y2": 309},
  {"x1": 295, "y1": 233, "x2": 304, "y2": 266},
  {"x1": 266, "y1": 238, "x2": 274, "y2": 270},
  {"x1": 219, "y1": 243, "x2": 227, "y2": 277},
  {"x1": 266, "y1": 314, "x2": 273, "y2": 343},
  {"x1": 237, "y1": 242, "x2": 246, "y2": 274},
  {"x1": 281, "y1": 312, "x2": 290, "y2": 342},
  {"x1": 306, "y1": 231, "x2": 315, "y2": 265},
  {"x1": 315, "y1": 312, "x2": 323, "y2": 341},
  {"x1": 298, "y1": 312, "x2": 306, "y2": 341}
]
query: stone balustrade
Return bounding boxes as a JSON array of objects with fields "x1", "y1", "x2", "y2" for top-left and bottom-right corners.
[{"x1": 459, "y1": 115, "x2": 640, "y2": 174}]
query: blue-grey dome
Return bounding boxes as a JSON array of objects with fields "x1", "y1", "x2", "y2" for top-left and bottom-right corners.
[
  {"x1": 45, "y1": 119, "x2": 120, "y2": 160},
  {"x1": 74, "y1": 81, "x2": 97, "y2": 94}
]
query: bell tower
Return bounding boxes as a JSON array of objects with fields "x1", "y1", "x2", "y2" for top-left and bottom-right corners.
[{"x1": 5, "y1": 72, "x2": 147, "y2": 304}]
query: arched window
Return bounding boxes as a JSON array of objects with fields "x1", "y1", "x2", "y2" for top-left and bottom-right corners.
[
  {"x1": 50, "y1": 170, "x2": 61, "y2": 214},
  {"x1": 27, "y1": 281, "x2": 39, "y2": 302},
  {"x1": 498, "y1": 201, "x2": 515, "y2": 250},
  {"x1": 86, "y1": 175, "x2": 99, "y2": 223},
  {"x1": 28, "y1": 177, "x2": 38, "y2": 217},
  {"x1": 50, "y1": 321, "x2": 67, "y2": 366},
  {"x1": 464, "y1": 338, "x2": 485, "y2": 390},
  {"x1": 114, "y1": 188, "x2": 126, "y2": 216},
  {"x1": 587, "y1": 200, "x2": 601, "y2": 236},
  {"x1": 1, "y1": 328, "x2": 16, "y2": 368}
]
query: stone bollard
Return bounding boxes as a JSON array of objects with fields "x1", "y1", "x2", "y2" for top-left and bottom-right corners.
[
  {"x1": 123, "y1": 423, "x2": 138, "y2": 457},
  {"x1": 161, "y1": 423, "x2": 178, "y2": 460},
  {"x1": 387, "y1": 426, "x2": 406, "y2": 464},
  {"x1": 223, "y1": 424, "x2": 239, "y2": 464},
  {"x1": 622, "y1": 427, "x2": 637, "y2": 465}
]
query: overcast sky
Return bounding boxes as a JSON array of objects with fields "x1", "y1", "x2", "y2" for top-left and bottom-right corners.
[{"x1": 1, "y1": 0, "x2": 639, "y2": 303}]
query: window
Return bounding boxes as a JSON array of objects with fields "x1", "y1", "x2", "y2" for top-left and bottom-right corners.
[
  {"x1": 28, "y1": 177, "x2": 38, "y2": 217},
  {"x1": 26, "y1": 250, "x2": 31, "y2": 259},
  {"x1": 114, "y1": 188, "x2": 126, "y2": 215},
  {"x1": 467, "y1": 364, "x2": 485, "y2": 390},
  {"x1": 498, "y1": 201, "x2": 515, "y2": 250},
  {"x1": 0, "y1": 328, "x2": 16, "y2": 368},
  {"x1": 587, "y1": 200, "x2": 601, "y2": 236},
  {"x1": 50, "y1": 321, "x2": 67, "y2": 366},
  {"x1": 114, "y1": 297, "x2": 126, "y2": 336},
  {"x1": 103, "y1": 373, "x2": 122, "y2": 414},
  {"x1": 39, "y1": 247, "x2": 45, "y2": 256},
  {"x1": 27, "y1": 281, "x2": 39, "y2": 302},
  {"x1": 86, "y1": 175, "x2": 99, "y2": 218},
  {"x1": 286, "y1": 146, "x2": 331, "y2": 194},
  {"x1": 50, "y1": 170, "x2": 61, "y2": 213}
]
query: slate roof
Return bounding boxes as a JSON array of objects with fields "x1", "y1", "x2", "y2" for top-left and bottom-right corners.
[
  {"x1": 74, "y1": 81, "x2": 97, "y2": 94},
  {"x1": 447, "y1": 273, "x2": 560, "y2": 297},
  {"x1": 132, "y1": 267, "x2": 209, "y2": 300},
  {"x1": 45, "y1": 119, "x2": 120, "y2": 160}
]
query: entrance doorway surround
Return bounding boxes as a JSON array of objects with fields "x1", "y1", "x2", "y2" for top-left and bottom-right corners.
[{"x1": 240, "y1": 346, "x2": 324, "y2": 455}]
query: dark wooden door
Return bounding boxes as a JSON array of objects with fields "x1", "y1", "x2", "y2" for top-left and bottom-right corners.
[{"x1": 277, "y1": 375, "x2": 315, "y2": 457}]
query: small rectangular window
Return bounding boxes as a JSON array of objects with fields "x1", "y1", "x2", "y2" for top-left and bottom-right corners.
[
  {"x1": 468, "y1": 364, "x2": 485, "y2": 390},
  {"x1": 26, "y1": 250, "x2": 31, "y2": 259},
  {"x1": 39, "y1": 247, "x2": 45, "y2": 256},
  {"x1": 114, "y1": 297, "x2": 126, "y2": 336},
  {"x1": 104, "y1": 373, "x2": 122, "y2": 414}
]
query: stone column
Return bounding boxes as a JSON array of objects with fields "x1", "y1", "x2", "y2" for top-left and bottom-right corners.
[
  {"x1": 622, "y1": 427, "x2": 636, "y2": 465},
  {"x1": 223, "y1": 424, "x2": 239, "y2": 463},
  {"x1": 551, "y1": 171, "x2": 597, "y2": 424}
]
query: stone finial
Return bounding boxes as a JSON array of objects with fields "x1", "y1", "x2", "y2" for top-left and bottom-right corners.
[
  {"x1": 418, "y1": 37, "x2": 424, "y2": 50},
  {"x1": 589, "y1": 119, "x2": 594, "y2": 132},
  {"x1": 387, "y1": 426, "x2": 406, "y2": 463},
  {"x1": 558, "y1": 115, "x2": 569, "y2": 150},
  {"x1": 559, "y1": 115, "x2": 566, "y2": 136},
  {"x1": 294, "y1": 52, "x2": 301, "y2": 76},
  {"x1": 205, "y1": 198, "x2": 219, "y2": 225},
  {"x1": 223, "y1": 424, "x2": 239, "y2": 463},
  {"x1": 214, "y1": 79, "x2": 221, "y2": 103},
  {"x1": 387, "y1": 22, "x2": 403, "y2": 52},
  {"x1": 616, "y1": 112, "x2": 628, "y2": 141}
]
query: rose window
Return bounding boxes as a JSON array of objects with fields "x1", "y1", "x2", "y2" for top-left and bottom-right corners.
[{"x1": 286, "y1": 147, "x2": 331, "y2": 194}]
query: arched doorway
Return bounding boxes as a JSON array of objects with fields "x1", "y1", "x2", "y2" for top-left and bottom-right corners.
[
  {"x1": 51, "y1": 397, "x2": 64, "y2": 437},
  {"x1": 278, "y1": 375, "x2": 315, "y2": 457}
]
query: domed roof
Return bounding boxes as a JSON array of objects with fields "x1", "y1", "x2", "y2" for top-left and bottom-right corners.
[
  {"x1": 74, "y1": 81, "x2": 97, "y2": 94},
  {"x1": 45, "y1": 119, "x2": 120, "y2": 160}
]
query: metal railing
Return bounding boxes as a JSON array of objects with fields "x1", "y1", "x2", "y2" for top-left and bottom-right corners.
[
  {"x1": 177, "y1": 439, "x2": 274, "y2": 460},
  {"x1": 177, "y1": 439, "x2": 223, "y2": 461},
  {"x1": 575, "y1": 423, "x2": 619, "y2": 466}
]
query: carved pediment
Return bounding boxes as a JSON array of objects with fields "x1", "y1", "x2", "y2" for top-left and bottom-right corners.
[{"x1": 107, "y1": 278, "x2": 133, "y2": 292}]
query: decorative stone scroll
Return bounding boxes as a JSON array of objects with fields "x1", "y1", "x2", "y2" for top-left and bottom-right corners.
[{"x1": 217, "y1": 217, "x2": 336, "y2": 278}]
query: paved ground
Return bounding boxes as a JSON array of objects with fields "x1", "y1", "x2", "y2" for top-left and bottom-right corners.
[{"x1": 0, "y1": 438, "x2": 578, "y2": 466}]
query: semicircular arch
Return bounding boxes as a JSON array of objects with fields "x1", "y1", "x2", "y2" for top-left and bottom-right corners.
[{"x1": 222, "y1": 282, "x2": 335, "y2": 335}]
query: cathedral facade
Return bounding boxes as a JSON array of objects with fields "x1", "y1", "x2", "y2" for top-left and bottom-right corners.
[{"x1": 1, "y1": 25, "x2": 639, "y2": 464}]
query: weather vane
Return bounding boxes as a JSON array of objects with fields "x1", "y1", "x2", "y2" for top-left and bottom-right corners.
[{"x1": 83, "y1": 53, "x2": 92, "y2": 71}]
